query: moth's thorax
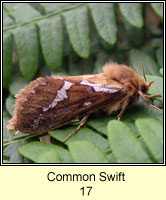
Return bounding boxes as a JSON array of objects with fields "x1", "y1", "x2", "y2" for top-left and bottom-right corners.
[
  {"x1": 103, "y1": 62, "x2": 146, "y2": 92},
  {"x1": 101, "y1": 62, "x2": 147, "y2": 115}
]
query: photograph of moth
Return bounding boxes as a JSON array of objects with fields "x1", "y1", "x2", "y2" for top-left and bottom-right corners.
[{"x1": 7, "y1": 62, "x2": 162, "y2": 142}]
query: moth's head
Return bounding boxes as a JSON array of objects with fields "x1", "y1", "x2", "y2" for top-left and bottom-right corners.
[
  {"x1": 140, "y1": 81, "x2": 154, "y2": 94},
  {"x1": 139, "y1": 64, "x2": 154, "y2": 94},
  {"x1": 140, "y1": 84, "x2": 147, "y2": 93},
  {"x1": 137, "y1": 64, "x2": 162, "y2": 112}
]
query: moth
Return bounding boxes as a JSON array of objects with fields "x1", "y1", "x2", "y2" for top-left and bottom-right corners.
[{"x1": 7, "y1": 62, "x2": 162, "y2": 142}]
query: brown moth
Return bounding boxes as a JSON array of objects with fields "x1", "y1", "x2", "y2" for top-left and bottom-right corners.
[{"x1": 7, "y1": 62, "x2": 162, "y2": 142}]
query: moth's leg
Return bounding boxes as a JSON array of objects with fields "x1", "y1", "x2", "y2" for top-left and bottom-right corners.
[
  {"x1": 63, "y1": 115, "x2": 89, "y2": 143},
  {"x1": 14, "y1": 130, "x2": 19, "y2": 135},
  {"x1": 144, "y1": 94, "x2": 161, "y2": 98},
  {"x1": 138, "y1": 90, "x2": 163, "y2": 112},
  {"x1": 118, "y1": 98, "x2": 130, "y2": 120}
]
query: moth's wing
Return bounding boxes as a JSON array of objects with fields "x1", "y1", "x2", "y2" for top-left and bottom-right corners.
[{"x1": 8, "y1": 76, "x2": 125, "y2": 133}]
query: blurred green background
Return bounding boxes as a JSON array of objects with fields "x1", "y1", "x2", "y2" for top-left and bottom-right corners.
[{"x1": 3, "y1": 3, "x2": 163, "y2": 164}]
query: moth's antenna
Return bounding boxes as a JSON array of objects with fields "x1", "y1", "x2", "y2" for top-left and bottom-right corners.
[
  {"x1": 141, "y1": 63, "x2": 147, "y2": 82},
  {"x1": 148, "y1": 81, "x2": 154, "y2": 88}
]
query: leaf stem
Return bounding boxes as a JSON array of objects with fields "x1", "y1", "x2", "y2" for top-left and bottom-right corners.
[
  {"x1": 4, "y1": 3, "x2": 87, "y2": 33},
  {"x1": 3, "y1": 132, "x2": 47, "y2": 144}
]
